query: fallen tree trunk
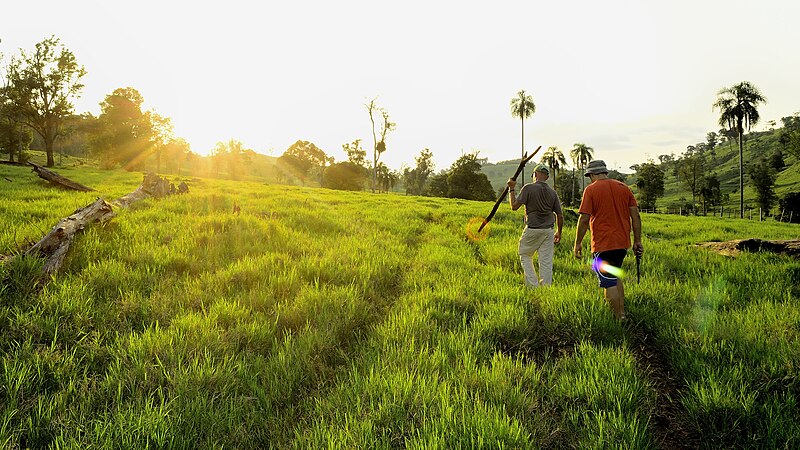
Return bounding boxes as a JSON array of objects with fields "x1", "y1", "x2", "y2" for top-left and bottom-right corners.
[
  {"x1": 698, "y1": 238, "x2": 800, "y2": 258},
  {"x1": 23, "y1": 173, "x2": 188, "y2": 275},
  {"x1": 29, "y1": 162, "x2": 95, "y2": 192},
  {"x1": 112, "y1": 172, "x2": 186, "y2": 208},
  {"x1": 25, "y1": 198, "x2": 115, "y2": 275}
]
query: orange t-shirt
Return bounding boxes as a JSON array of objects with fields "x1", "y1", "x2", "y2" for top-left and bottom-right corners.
[{"x1": 578, "y1": 178, "x2": 638, "y2": 252}]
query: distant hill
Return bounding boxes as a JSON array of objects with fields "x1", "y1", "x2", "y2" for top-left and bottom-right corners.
[
  {"x1": 481, "y1": 125, "x2": 800, "y2": 211},
  {"x1": 630, "y1": 126, "x2": 800, "y2": 211}
]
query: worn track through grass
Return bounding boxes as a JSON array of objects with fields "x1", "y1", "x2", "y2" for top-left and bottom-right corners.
[{"x1": 625, "y1": 317, "x2": 700, "y2": 449}]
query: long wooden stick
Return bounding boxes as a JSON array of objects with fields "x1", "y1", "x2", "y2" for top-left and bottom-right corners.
[{"x1": 478, "y1": 145, "x2": 542, "y2": 232}]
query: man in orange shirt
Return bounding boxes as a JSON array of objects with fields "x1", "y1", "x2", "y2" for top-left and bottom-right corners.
[{"x1": 573, "y1": 160, "x2": 643, "y2": 320}]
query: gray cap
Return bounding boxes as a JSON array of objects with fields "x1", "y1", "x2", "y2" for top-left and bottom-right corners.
[{"x1": 584, "y1": 159, "x2": 608, "y2": 177}]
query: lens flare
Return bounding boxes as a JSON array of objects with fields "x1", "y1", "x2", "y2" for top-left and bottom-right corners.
[
  {"x1": 591, "y1": 257, "x2": 625, "y2": 278},
  {"x1": 466, "y1": 217, "x2": 490, "y2": 242}
]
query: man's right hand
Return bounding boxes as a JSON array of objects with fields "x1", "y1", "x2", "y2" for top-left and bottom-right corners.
[
  {"x1": 633, "y1": 242, "x2": 644, "y2": 256},
  {"x1": 506, "y1": 179, "x2": 516, "y2": 189},
  {"x1": 573, "y1": 245, "x2": 582, "y2": 259}
]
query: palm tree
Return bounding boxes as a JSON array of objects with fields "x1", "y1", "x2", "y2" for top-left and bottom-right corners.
[
  {"x1": 570, "y1": 143, "x2": 594, "y2": 192},
  {"x1": 542, "y1": 146, "x2": 567, "y2": 191},
  {"x1": 510, "y1": 90, "x2": 536, "y2": 181},
  {"x1": 713, "y1": 81, "x2": 767, "y2": 218}
]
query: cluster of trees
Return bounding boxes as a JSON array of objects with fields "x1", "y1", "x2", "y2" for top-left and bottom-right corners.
[
  {"x1": 632, "y1": 81, "x2": 800, "y2": 217},
  {"x1": 0, "y1": 36, "x2": 198, "y2": 173},
  {"x1": 426, "y1": 152, "x2": 495, "y2": 201},
  {"x1": 1, "y1": 36, "x2": 85, "y2": 166},
  {"x1": 5, "y1": 40, "x2": 797, "y2": 213}
]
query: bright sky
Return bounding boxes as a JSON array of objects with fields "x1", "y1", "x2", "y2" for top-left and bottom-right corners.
[{"x1": 2, "y1": 0, "x2": 798, "y2": 172}]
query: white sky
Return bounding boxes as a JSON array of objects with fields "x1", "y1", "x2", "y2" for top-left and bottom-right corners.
[{"x1": 2, "y1": 0, "x2": 798, "y2": 172}]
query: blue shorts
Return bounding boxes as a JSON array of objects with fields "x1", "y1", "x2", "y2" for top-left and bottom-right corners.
[{"x1": 592, "y1": 249, "x2": 627, "y2": 288}]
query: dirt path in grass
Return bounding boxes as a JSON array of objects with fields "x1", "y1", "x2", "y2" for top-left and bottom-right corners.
[{"x1": 625, "y1": 320, "x2": 701, "y2": 450}]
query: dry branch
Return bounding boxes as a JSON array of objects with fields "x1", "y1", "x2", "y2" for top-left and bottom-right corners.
[{"x1": 29, "y1": 162, "x2": 95, "y2": 192}]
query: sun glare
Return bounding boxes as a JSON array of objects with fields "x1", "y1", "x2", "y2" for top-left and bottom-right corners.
[
  {"x1": 590, "y1": 257, "x2": 625, "y2": 278},
  {"x1": 466, "y1": 217, "x2": 490, "y2": 242}
]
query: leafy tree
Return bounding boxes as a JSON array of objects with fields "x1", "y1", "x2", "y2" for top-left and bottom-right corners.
[
  {"x1": 748, "y1": 161, "x2": 777, "y2": 215},
  {"x1": 365, "y1": 98, "x2": 396, "y2": 192},
  {"x1": 705, "y1": 131, "x2": 718, "y2": 150},
  {"x1": 769, "y1": 150, "x2": 785, "y2": 172},
  {"x1": 342, "y1": 139, "x2": 367, "y2": 167},
  {"x1": 149, "y1": 112, "x2": 174, "y2": 173},
  {"x1": 53, "y1": 112, "x2": 96, "y2": 159},
  {"x1": 706, "y1": 131, "x2": 718, "y2": 163},
  {"x1": 570, "y1": 143, "x2": 593, "y2": 192},
  {"x1": 676, "y1": 151, "x2": 705, "y2": 214},
  {"x1": 555, "y1": 169, "x2": 580, "y2": 207},
  {"x1": 4, "y1": 36, "x2": 86, "y2": 167},
  {"x1": 608, "y1": 170, "x2": 627, "y2": 183},
  {"x1": 323, "y1": 162, "x2": 368, "y2": 191},
  {"x1": 780, "y1": 114, "x2": 800, "y2": 159},
  {"x1": 278, "y1": 140, "x2": 329, "y2": 185},
  {"x1": 375, "y1": 162, "x2": 399, "y2": 192},
  {"x1": 541, "y1": 146, "x2": 567, "y2": 190},
  {"x1": 90, "y1": 87, "x2": 154, "y2": 170},
  {"x1": 161, "y1": 137, "x2": 191, "y2": 174},
  {"x1": 446, "y1": 152, "x2": 495, "y2": 201},
  {"x1": 657, "y1": 153, "x2": 675, "y2": 166},
  {"x1": 634, "y1": 161, "x2": 665, "y2": 210},
  {"x1": 424, "y1": 152, "x2": 494, "y2": 200},
  {"x1": 510, "y1": 90, "x2": 536, "y2": 181},
  {"x1": 0, "y1": 103, "x2": 33, "y2": 163},
  {"x1": 426, "y1": 171, "x2": 449, "y2": 197},
  {"x1": 403, "y1": 148, "x2": 435, "y2": 195},
  {"x1": 211, "y1": 139, "x2": 252, "y2": 180},
  {"x1": 713, "y1": 81, "x2": 767, "y2": 218},
  {"x1": 699, "y1": 173, "x2": 722, "y2": 213}
]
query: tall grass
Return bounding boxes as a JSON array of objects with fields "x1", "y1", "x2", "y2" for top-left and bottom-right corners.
[{"x1": 1, "y1": 162, "x2": 798, "y2": 448}]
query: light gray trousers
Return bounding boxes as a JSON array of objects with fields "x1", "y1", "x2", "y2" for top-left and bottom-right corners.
[{"x1": 518, "y1": 227, "x2": 555, "y2": 287}]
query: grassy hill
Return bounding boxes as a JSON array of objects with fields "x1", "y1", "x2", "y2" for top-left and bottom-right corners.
[
  {"x1": 1, "y1": 163, "x2": 798, "y2": 448},
  {"x1": 653, "y1": 131, "x2": 800, "y2": 212},
  {"x1": 481, "y1": 126, "x2": 800, "y2": 213}
]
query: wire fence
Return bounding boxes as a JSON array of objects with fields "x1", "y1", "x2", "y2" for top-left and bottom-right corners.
[{"x1": 639, "y1": 207, "x2": 798, "y2": 223}]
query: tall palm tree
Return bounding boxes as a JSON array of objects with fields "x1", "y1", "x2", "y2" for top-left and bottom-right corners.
[
  {"x1": 542, "y1": 146, "x2": 567, "y2": 191},
  {"x1": 510, "y1": 90, "x2": 536, "y2": 181},
  {"x1": 570, "y1": 143, "x2": 594, "y2": 192},
  {"x1": 713, "y1": 81, "x2": 767, "y2": 218}
]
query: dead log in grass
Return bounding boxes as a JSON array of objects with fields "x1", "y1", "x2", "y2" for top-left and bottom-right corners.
[
  {"x1": 25, "y1": 198, "x2": 115, "y2": 275},
  {"x1": 698, "y1": 238, "x2": 800, "y2": 258},
  {"x1": 23, "y1": 173, "x2": 189, "y2": 275},
  {"x1": 29, "y1": 162, "x2": 95, "y2": 192}
]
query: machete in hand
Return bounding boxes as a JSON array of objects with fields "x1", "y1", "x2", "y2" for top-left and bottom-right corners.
[
  {"x1": 477, "y1": 145, "x2": 542, "y2": 232},
  {"x1": 636, "y1": 253, "x2": 642, "y2": 284}
]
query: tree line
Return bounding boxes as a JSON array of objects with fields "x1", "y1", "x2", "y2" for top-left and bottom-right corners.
[
  {"x1": 631, "y1": 81, "x2": 800, "y2": 220},
  {"x1": 0, "y1": 36, "x2": 501, "y2": 201},
  {"x1": 3, "y1": 38, "x2": 798, "y2": 210}
]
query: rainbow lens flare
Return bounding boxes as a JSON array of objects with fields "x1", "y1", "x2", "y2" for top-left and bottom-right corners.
[
  {"x1": 466, "y1": 217, "x2": 490, "y2": 242},
  {"x1": 590, "y1": 257, "x2": 625, "y2": 278}
]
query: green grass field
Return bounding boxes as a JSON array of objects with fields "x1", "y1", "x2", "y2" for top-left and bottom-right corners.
[{"x1": 1, "y1": 163, "x2": 798, "y2": 449}]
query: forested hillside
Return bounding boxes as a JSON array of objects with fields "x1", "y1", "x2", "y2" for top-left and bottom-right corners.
[{"x1": 482, "y1": 117, "x2": 800, "y2": 215}]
